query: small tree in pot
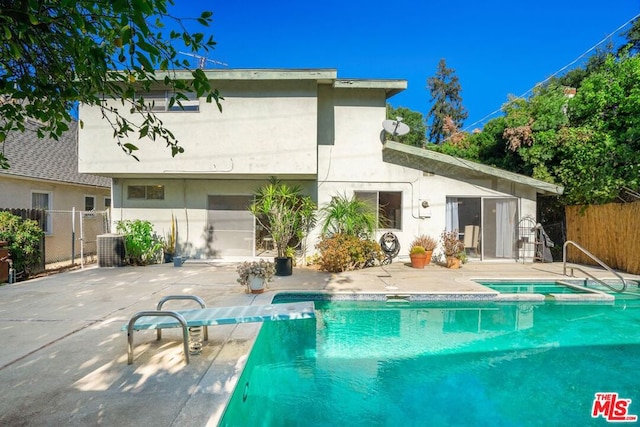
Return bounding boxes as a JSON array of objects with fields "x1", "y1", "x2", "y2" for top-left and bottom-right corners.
[{"x1": 250, "y1": 178, "x2": 316, "y2": 276}]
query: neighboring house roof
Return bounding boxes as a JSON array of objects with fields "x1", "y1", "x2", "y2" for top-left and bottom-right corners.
[
  {"x1": 0, "y1": 120, "x2": 110, "y2": 188},
  {"x1": 382, "y1": 141, "x2": 564, "y2": 196}
]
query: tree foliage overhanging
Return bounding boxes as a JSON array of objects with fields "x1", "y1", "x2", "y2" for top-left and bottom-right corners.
[
  {"x1": 0, "y1": 0, "x2": 222, "y2": 168},
  {"x1": 423, "y1": 18, "x2": 640, "y2": 206}
]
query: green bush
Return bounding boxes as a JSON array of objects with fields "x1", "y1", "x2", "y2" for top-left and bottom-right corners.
[
  {"x1": 0, "y1": 211, "x2": 44, "y2": 279},
  {"x1": 115, "y1": 219, "x2": 163, "y2": 265},
  {"x1": 316, "y1": 233, "x2": 384, "y2": 273}
]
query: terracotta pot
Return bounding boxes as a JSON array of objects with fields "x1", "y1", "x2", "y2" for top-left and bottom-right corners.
[
  {"x1": 446, "y1": 256, "x2": 461, "y2": 269},
  {"x1": 410, "y1": 253, "x2": 428, "y2": 269},
  {"x1": 248, "y1": 275, "x2": 266, "y2": 293}
]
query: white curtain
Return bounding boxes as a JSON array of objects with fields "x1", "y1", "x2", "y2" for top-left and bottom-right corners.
[
  {"x1": 495, "y1": 199, "x2": 516, "y2": 258},
  {"x1": 446, "y1": 198, "x2": 459, "y2": 232}
]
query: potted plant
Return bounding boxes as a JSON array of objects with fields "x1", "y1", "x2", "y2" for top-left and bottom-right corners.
[
  {"x1": 409, "y1": 245, "x2": 428, "y2": 269},
  {"x1": 250, "y1": 178, "x2": 316, "y2": 276},
  {"x1": 236, "y1": 259, "x2": 275, "y2": 294},
  {"x1": 410, "y1": 234, "x2": 437, "y2": 266},
  {"x1": 163, "y1": 214, "x2": 177, "y2": 263},
  {"x1": 440, "y1": 229, "x2": 465, "y2": 269}
]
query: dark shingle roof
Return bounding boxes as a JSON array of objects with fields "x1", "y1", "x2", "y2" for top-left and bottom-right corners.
[{"x1": 0, "y1": 120, "x2": 110, "y2": 188}]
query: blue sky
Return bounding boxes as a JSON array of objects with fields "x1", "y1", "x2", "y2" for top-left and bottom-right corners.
[{"x1": 174, "y1": 1, "x2": 640, "y2": 131}]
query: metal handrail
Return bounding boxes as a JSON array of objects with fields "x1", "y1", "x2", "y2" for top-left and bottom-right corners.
[{"x1": 562, "y1": 240, "x2": 627, "y2": 293}]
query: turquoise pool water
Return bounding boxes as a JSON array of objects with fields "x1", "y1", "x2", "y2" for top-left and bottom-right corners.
[
  {"x1": 477, "y1": 280, "x2": 591, "y2": 294},
  {"x1": 219, "y1": 297, "x2": 640, "y2": 426}
]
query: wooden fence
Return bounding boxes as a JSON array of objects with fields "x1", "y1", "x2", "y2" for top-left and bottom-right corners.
[{"x1": 565, "y1": 201, "x2": 640, "y2": 275}]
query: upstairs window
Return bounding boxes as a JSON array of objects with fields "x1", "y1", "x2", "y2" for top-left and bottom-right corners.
[{"x1": 141, "y1": 91, "x2": 199, "y2": 112}]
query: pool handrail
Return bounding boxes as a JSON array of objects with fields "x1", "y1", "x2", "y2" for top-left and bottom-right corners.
[{"x1": 562, "y1": 240, "x2": 627, "y2": 293}]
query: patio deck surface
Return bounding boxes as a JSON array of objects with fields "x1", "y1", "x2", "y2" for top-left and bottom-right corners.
[{"x1": 0, "y1": 259, "x2": 637, "y2": 426}]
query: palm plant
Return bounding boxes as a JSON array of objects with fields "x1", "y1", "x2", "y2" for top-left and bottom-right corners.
[
  {"x1": 250, "y1": 178, "x2": 316, "y2": 259},
  {"x1": 320, "y1": 193, "x2": 377, "y2": 238}
]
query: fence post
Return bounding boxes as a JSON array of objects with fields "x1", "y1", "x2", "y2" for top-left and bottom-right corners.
[{"x1": 71, "y1": 207, "x2": 75, "y2": 266}]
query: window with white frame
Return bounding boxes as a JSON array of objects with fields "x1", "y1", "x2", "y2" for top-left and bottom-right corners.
[
  {"x1": 31, "y1": 191, "x2": 52, "y2": 234},
  {"x1": 84, "y1": 195, "x2": 95, "y2": 211},
  {"x1": 140, "y1": 90, "x2": 199, "y2": 112},
  {"x1": 355, "y1": 191, "x2": 403, "y2": 230},
  {"x1": 127, "y1": 185, "x2": 165, "y2": 200}
]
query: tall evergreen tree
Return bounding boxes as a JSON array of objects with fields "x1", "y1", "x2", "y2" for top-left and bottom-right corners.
[{"x1": 425, "y1": 59, "x2": 468, "y2": 144}]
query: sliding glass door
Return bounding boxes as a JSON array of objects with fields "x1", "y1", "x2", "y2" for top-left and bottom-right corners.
[{"x1": 446, "y1": 197, "x2": 518, "y2": 260}]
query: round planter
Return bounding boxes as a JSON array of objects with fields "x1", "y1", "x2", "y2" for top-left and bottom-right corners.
[
  {"x1": 410, "y1": 253, "x2": 428, "y2": 269},
  {"x1": 446, "y1": 256, "x2": 461, "y2": 269},
  {"x1": 274, "y1": 257, "x2": 293, "y2": 276},
  {"x1": 424, "y1": 250, "x2": 433, "y2": 265},
  {"x1": 248, "y1": 275, "x2": 266, "y2": 294}
]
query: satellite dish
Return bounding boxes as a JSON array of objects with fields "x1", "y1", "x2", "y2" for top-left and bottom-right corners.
[{"x1": 382, "y1": 116, "x2": 410, "y2": 137}]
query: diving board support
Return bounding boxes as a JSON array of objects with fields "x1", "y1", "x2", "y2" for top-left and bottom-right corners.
[
  {"x1": 156, "y1": 295, "x2": 208, "y2": 341},
  {"x1": 124, "y1": 299, "x2": 316, "y2": 366},
  {"x1": 127, "y1": 310, "x2": 190, "y2": 365}
]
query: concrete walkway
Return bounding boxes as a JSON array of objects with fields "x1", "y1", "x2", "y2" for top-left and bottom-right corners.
[{"x1": 0, "y1": 259, "x2": 636, "y2": 426}]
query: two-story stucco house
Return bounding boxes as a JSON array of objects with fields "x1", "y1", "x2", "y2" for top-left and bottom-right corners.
[{"x1": 78, "y1": 69, "x2": 562, "y2": 262}]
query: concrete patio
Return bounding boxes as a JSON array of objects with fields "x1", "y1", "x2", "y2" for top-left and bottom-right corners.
[{"x1": 0, "y1": 259, "x2": 637, "y2": 426}]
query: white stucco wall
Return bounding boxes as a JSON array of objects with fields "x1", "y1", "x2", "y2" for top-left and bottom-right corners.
[
  {"x1": 111, "y1": 178, "x2": 316, "y2": 259},
  {"x1": 79, "y1": 80, "x2": 319, "y2": 177}
]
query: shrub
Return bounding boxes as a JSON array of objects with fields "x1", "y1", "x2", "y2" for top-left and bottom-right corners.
[
  {"x1": 316, "y1": 233, "x2": 384, "y2": 273},
  {"x1": 411, "y1": 234, "x2": 438, "y2": 251},
  {"x1": 0, "y1": 211, "x2": 44, "y2": 279},
  {"x1": 320, "y1": 193, "x2": 377, "y2": 238},
  {"x1": 236, "y1": 259, "x2": 275, "y2": 287},
  {"x1": 115, "y1": 219, "x2": 163, "y2": 265}
]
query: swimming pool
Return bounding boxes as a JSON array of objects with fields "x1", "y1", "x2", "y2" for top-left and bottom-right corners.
[
  {"x1": 219, "y1": 296, "x2": 640, "y2": 425},
  {"x1": 475, "y1": 279, "x2": 616, "y2": 302},
  {"x1": 477, "y1": 280, "x2": 597, "y2": 294}
]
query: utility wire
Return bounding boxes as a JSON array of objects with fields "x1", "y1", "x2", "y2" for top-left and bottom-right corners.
[{"x1": 463, "y1": 12, "x2": 640, "y2": 132}]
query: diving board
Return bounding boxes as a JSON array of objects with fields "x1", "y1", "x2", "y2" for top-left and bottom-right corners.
[{"x1": 124, "y1": 297, "x2": 315, "y2": 365}]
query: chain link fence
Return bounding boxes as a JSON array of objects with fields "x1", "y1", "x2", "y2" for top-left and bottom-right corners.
[{"x1": 45, "y1": 209, "x2": 111, "y2": 269}]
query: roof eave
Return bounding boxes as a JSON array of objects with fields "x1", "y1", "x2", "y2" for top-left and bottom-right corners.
[{"x1": 382, "y1": 141, "x2": 564, "y2": 196}]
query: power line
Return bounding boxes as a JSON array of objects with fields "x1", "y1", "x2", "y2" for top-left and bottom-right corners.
[{"x1": 463, "y1": 12, "x2": 640, "y2": 133}]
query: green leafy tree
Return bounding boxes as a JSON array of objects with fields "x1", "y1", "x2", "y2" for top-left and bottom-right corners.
[
  {"x1": 425, "y1": 59, "x2": 468, "y2": 144},
  {"x1": 619, "y1": 16, "x2": 640, "y2": 55},
  {"x1": 0, "y1": 0, "x2": 222, "y2": 169},
  {"x1": 385, "y1": 104, "x2": 427, "y2": 147}
]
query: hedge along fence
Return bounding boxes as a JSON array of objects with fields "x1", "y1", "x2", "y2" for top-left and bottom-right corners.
[{"x1": 565, "y1": 201, "x2": 640, "y2": 275}]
